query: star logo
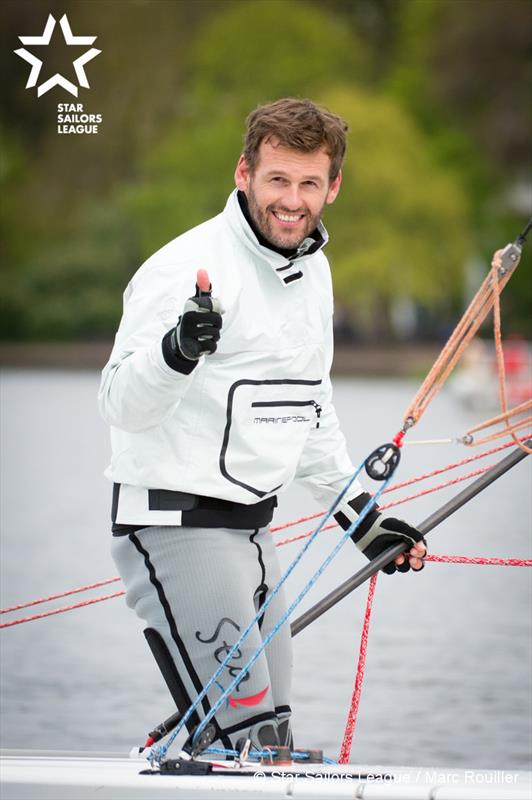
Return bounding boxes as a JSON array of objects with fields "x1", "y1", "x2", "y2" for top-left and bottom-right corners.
[{"x1": 14, "y1": 14, "x2": 101, "y2": 98}]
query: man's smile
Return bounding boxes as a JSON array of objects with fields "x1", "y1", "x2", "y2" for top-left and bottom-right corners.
[{"x1": 271, "y1": 210, "x2": 306, "y2": 226}]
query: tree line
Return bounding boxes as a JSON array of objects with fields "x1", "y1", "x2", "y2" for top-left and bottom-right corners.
[{"x1": 1, "y1": 0, "x2": 530, "y2": 341}]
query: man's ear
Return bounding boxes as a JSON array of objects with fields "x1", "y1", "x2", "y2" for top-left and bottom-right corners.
[
  {"x1": 326, "y1": 170, "x2": 342, "y2": 205},
  {"x1": 235, "y1": 155, "x2": 251, "y2": 192}
]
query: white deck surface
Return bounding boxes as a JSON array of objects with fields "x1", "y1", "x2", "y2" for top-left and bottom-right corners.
[{"x1": 1, "y1": 750, "x2": 531, "y2": 800}]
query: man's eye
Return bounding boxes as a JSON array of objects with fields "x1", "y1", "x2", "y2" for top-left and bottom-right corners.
[
  {"x1": 271, "y1": 177, "x2": 285, "y2": 183},
  {"x1": 303, "y1": 181, "x2": 318, "y2": 188}
]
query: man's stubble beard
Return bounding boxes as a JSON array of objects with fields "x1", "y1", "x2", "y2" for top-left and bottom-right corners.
[{"x1": 246, "y1": 182, "x2": 324, "y2": 250}]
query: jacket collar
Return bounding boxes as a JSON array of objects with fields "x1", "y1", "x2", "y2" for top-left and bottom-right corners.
[{"x1": 223, "y1": 189, "x2": 328, "y2": 287}]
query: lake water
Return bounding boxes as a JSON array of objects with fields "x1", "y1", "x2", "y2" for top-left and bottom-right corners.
[{"x1": 1, "y1": 369, "x2": 531, "y2": 770}]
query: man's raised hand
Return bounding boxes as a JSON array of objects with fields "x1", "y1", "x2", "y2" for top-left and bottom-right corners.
[{"x1": 171, "y1": 270, "x2": 224, "y2": 361}]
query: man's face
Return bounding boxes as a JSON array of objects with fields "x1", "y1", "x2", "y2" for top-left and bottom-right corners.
[{"x1": 235, "y1": 139, "x2": 342, "y2": 250}]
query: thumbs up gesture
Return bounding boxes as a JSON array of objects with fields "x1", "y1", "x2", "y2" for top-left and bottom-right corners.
[{"x1": 170, "y1": 270, "x2": 224, "y2": 361}]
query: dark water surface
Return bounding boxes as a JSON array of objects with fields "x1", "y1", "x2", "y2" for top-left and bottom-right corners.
[{"x1": 1, "y1": 369, "x2": 531, "y2": 769}]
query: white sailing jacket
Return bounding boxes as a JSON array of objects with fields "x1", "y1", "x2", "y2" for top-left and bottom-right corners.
[{"x1": 99, "y1": 190, "x2": 364, "y2": 525}]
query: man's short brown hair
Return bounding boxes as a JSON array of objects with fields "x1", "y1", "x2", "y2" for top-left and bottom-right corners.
[{"x1": 243, "y1": 98, "x2": 348, "y2": 181}]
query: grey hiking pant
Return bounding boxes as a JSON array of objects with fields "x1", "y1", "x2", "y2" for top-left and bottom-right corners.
[{"x1": 111, "y1": 525, "x2": 293, "y2": 750}]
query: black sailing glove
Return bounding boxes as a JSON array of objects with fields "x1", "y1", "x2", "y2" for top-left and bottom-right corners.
[
  {"x1": 334, "y1": 492, "x2": 426, "y2": 575},
  {"x1": 162, "y1": 269, "x2": 223, "y2": 374}
]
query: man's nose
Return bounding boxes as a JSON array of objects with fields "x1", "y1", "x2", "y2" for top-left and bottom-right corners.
[{"x1": 281, "y1": 185, "x2": 303, "y2": 210}]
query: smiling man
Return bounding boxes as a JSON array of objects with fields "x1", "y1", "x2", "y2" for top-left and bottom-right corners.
[{"x1": 99, "y1": 98, "x2": 426, "y2": 755}]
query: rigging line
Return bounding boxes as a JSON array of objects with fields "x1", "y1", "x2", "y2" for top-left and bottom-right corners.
[
  {"x1": 270, "y1": 436, "x2": 529, "y2": 535},
  {"x1": 0, "y1": 592, "x2": 125, "y2": 629},
  {"x1": 275, "y1": 462, "x2": 496, "y2": 549},
  {"x1": 406, "y1": 428, "x2": 532, "y2": 446},
  {"x1": 516, "y1": 217, "x2": 532, "y2": 245},
  {"x1": 143, "y1": 550, "x2": 532, "y2": 756},
  {"x1": 3, "y1": 552, "x2": 530, "y2": 630},
  {"x1": 150, "y1": 459, "x2": 392, "y2": 763},
  {"x1": 380, "y1": 437, "x2": 526, "y2": 490},
  {"x1": 465, "y1": 422, "x2": 531, "y2": 448},
  {"x1": 0, "y1": 457, "x2": 516, "y2": 629},
  {"x1": 341, "y1": 558, "x2": 532, "y2": 765},
  {"x1": 403, "y1": 438, "x2": 454, "y2": 445},
  {"x1": 184, "y1": 473, "x2": 395, "y2": 757},
  {"x1": 491, "y1": 259, "x2": 531, "y2": 453},
  {"x1": 0, "y1": 577, "x2": 122, "y2": 615},
  {"x1": 403, "y1": 228, "x2": 527, "y2": 429},
  {"x1": 404, "y1": 268, "x2": 510, "y2": 425},
  {"x1": 2, "y1": 438, "x2": 525, "y2": 621},
  {"x1": 269, "y1": 510, "x2": 323, "y2": 533},
  {"x1": 340, "y1": 451, "x2": 532, "y2": 767},
  {"x1": 3, "y1": 439, "x2": 521, "y2": 620},
  {"x1": 426, "y1": 554, "x2": 532, "y2": 567},
  {"x1": 379, "y1": 464, "x2": 496, "y2": 507},
  {"x1": 339, "y1": 573, "x2": 378, "y2": 765},
  {"x1": 465, "y1": 400, "x2": 532, "y2": 435},
  {"x1": 275, "y1": 439, "x2": 529, "y2": 546},
  {"x1": 290, "y1": 439, "x2": 531, "y2": 636}
]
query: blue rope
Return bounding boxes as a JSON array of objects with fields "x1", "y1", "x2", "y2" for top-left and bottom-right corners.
[
  {"x1": 203, "y1": 746, "x2": 337, "y2": 763},
  {"x1": 204, "y1": 747, "x2": 239, "y2": 757},
  {"x1": 190, "y1": 477, "x2": 391, "y2": 747},
  {"x1": 149, "y1": 456, "x2": 393, "y2": 763}
]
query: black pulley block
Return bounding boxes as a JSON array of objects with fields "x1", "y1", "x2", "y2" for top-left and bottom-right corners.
[
  {"x1": 365, "y1": 443, "x2": 401, "y2": 480},
  {"x1": 183, "y1": 723, "x2": 217, "y2": 758}
]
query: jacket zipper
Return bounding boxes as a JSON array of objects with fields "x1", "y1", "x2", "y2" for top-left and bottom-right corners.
[{"x1": 251, "y1": 400, "x2": 322, "y2": 428}]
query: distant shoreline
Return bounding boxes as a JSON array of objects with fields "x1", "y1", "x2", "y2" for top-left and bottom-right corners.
[{"x1": 0, "y1": 342, "x2": 441, "y2": 377}]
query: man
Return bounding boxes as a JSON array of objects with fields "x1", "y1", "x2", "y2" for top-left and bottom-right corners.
[{"x1": 99, "y1": 98, "x2": 426, "y2": 753}]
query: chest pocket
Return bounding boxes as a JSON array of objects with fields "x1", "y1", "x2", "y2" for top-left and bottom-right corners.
[{"x1": 219, "y1": 379, "x2": 323, "y2": 498}]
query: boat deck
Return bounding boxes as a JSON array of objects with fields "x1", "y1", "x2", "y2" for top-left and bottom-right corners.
[{"x1": 1, "y1": 750, "x2": 531, "y2": 800}]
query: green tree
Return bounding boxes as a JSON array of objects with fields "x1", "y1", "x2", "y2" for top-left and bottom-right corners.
[
  {"x1": 2, "y1": 0, "x2": 526, "y2": 340},
  {"x1": 188, "y1": 0, "x2": 369, "y2": 113},
  {"x1": 0, "y1": 129, "x2": 33, "y2": 338},
  {"x1": 318, "y1": 86, "x2": 472, "y2": 336},
  {"x1": 387, "y1": 0, "x2": 531, "y2": 335}
]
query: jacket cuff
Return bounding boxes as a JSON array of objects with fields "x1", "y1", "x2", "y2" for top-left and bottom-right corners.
[
  {"x1": 334, "y1": 491, "x2": 380, "y2": 544},
  {"x1": 161, "y1": 329, "x2": 198, "y2": 375}
]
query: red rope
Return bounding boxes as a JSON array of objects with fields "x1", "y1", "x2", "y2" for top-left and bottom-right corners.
[
  {"x1": 378, "y1": 464, "x2": 496, "y2": 510},
  {"x1": 274, "y1": 463, "x2": 495, "y2": 548},
  {"x1": 1, "y1": 438, "x2": 529, "y2": 627},
  {"x1": 338, "y1": 552, "x2": 532, "y2": 763},
  {"x1": 270, "y1": 510, "x2": 323, "y2": 534},
  {"x1": 338, "y1": 574, "x2": 378, "y2": 764},
  {"x1": 275, "y1": 523, "x2": 339, "y2": 548},
  {"x1": 426, "y1": 554, "x2": 532, "y2": 567},
  {"x1": 381, "y1": 438, "x2": 525, "y2": 493},
  {"x1": 0, "y1": 591, "x2": 125, "y2": 629},
  {"x1": 3, "y1": 465, "x2": 494, "y2": 619},
  {"x1": 0, "y1": 555, "x2": 530, "y2": 630},
  {"x1": 270, "y1": 437, "x2": 527, "y2": 536},
  {"x1": 0, "y1": 577, "x2": 122, "y2": 615}
]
